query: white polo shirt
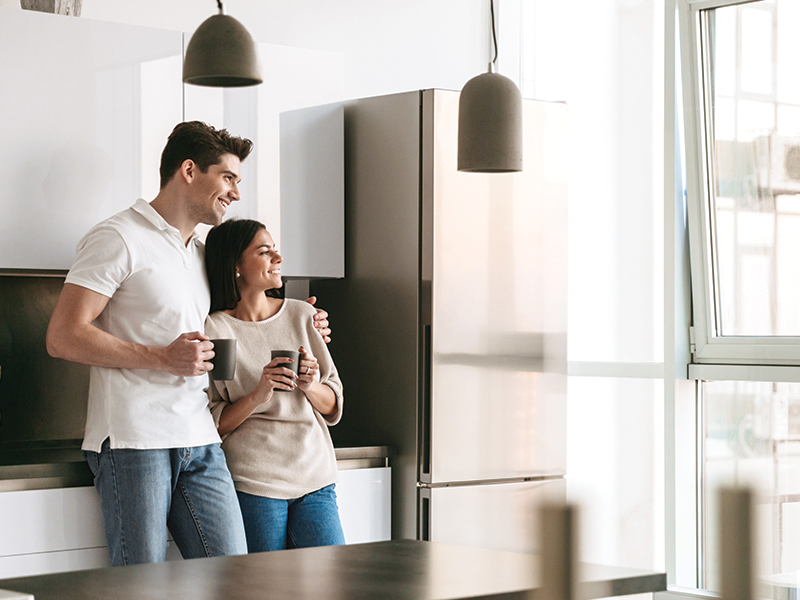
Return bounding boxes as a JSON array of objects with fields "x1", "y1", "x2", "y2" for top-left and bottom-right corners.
[{"x1": 66, "y1": 199, "x2": 221, "y2": 452}]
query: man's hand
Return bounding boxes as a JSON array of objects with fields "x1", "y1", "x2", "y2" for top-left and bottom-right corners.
[
  {"x1": 156, "y1": 332, "x2": 214, "y2": 377},
  {"x1": 305, "y1": 296, "x2": 332, "y2": 343}
]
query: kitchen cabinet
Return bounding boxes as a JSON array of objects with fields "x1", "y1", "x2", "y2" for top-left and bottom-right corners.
[
  {"x1": 0, "y1": 461, "x2": 390, "y2": 578},
  {"x1": 0, "y1": 487, "x2": 108, "y2": 578},
  {"x1": 0, "y1": 7, "x2": 183, "y2": 270},
  {"x1": 337, "y1": 467, "x2": 391, "y2": 544},
  {"x1": 0, "y1": 7, "x2": 345, "y2": 276}
]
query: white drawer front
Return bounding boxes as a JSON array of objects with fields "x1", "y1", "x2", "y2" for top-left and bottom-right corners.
[
  {"x1": 0, "y1": 487, "x2": 105, "y2": 557},
  {"x1": 336, "y1": 467, "x2": 391, "y2": 544}
]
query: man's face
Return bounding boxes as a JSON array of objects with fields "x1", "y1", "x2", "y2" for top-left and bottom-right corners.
[{"x1": 188, "y1": 153, "x2": 242, "y2": 227}]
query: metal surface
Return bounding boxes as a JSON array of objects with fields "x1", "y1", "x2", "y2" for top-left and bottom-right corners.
[
  {"x1": 427, "y1": 91, "x2": 568, "y2": 484},
  {"x1": 0, "y1": 539, "x2": 667, "y2": 600},
  {"x1": 312, "y1": 90, "x2": 569, "y2": 545},
  {"x1": 421, "y1": 478, "x2": 566, "y2": 554}
]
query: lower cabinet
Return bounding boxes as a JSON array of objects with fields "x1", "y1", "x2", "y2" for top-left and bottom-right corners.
[
  {"x1": 0, "y1": 487, "x2": 108, "y2": 579},
  {"x1": 336, "y1": 467, "x2": 392, "y2": 545},
  {"x1": 0, "y1": 466, "x2": 391, "y2": 579}
]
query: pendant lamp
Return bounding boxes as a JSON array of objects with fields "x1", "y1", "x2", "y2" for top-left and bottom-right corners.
[
  {"x1": 457, "y1": 0, "x2": 522, "y2": 173},
  {"x1": 183, "y1": 0, "x2": 262, "y2": 87}
]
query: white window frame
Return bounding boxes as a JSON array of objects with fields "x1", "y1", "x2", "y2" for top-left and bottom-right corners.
[{"x1": 678, "y1": 0, "x2": 800, "y2": 365}]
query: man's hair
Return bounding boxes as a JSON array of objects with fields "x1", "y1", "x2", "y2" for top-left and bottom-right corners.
[
  {"x1": 205, "y1": 219, "x2": 282, "y2": 313},
  {"x1": 159, "y1": 121, "x2": 253, "y2": 189}
]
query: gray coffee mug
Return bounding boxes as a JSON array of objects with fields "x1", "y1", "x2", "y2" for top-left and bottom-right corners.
[
  {"x1": 209, "y1": 339, "x2": 237, "y2": 381},
  {"x1": 271, "y1": 349, "x2": 300, "y2": 391}
]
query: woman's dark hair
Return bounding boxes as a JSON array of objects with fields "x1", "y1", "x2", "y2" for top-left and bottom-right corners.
[
  {"x1": 205, "y1": 219, "x2": 282, "y2": 313},
  {"x1": 159, "y1": 121, "x2": 253, "y2": 189}
]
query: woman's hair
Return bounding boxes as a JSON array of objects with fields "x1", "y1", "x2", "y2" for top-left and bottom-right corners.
[{"x1": 205, "y1": 219, "x2": 282, "y2": 313}]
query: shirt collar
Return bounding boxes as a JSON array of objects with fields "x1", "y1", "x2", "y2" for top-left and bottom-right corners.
[{"x1": 131, "y1": 198, "x2": 200, "y2": 247}]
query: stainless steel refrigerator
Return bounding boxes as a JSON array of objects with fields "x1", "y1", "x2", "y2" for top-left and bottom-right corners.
[{"x1": 310, "y1": 89, "x2": 568, "y2": 554}]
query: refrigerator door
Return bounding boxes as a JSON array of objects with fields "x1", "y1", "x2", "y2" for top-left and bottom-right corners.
[
  {"x1": 419, "y1": 478, "x2": 566, "y2": 554},
  {"x1": 419, "y1": 90, "x2": 569, "y2": 484}
]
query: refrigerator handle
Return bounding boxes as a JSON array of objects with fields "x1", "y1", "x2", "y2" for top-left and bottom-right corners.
[
  {"x1": 420, "y1": 324, "x2": 431, "y2": 480},
  {"x1": 418, "y1": 486, "x2": 431, "y2": 541}
]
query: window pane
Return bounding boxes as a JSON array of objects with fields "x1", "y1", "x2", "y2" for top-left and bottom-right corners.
[
  {"x1": 707, "y1": 1, "x2": 800, "y2": 336},
  {"x1": 527, "y1": 0, "x2": 664, "y2": 363},
  {"x1": 703, "y1": 380, "x2": 800, "y2": 591},
  {"x1": 568, "y1": 377, "x2": 663, "y2": 571},
  {"x1": 740, "y1": 7, "x2": 773, "y2": 96},
  {"x1": 777, "y1": 1, "x2": 800, "y2": 103}
]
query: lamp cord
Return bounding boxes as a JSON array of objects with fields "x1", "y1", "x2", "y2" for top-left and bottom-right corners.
[{"x1": 490, "y1": 0, "x2": 498, "y2": 71}]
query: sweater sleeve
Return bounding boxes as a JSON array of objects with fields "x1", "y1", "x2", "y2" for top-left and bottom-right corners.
[
  {"x1": 204, "y1": 314, "x2": 233, "y2": 436},
  {"x1": 303, "y1": 309, "x2": 344, "y2": 426}
]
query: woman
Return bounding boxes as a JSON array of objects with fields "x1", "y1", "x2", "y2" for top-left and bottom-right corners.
[{"x1": 203, "y1": 218, "x2": 345, "y2": 552}]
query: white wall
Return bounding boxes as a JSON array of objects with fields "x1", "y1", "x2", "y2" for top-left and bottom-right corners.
[{"x1": 24, "y1": 0, "x2": 499, "y2": 102}]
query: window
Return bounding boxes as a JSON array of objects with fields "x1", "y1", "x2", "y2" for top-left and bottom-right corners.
[
  {"x1": 680, "y1": 0, "x2": 800, "y2": 593},
  {"x1": 682, "y1": 0, "x2": 800, "y2": 363}
]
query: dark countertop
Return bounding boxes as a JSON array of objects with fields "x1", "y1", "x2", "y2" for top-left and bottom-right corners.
[
  {"x1": 0, "y1": 443, "x2": 394, "y2": 492},
  {"x1": 0, "y1": 539, "x2": 667, "y2": 600}
]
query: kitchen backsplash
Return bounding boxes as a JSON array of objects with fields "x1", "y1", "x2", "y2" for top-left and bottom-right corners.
[{"x1": 0, "y1": 273, "x2": 88, "y2": 445}]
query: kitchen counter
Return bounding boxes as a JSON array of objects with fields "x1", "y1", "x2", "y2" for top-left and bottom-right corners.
[
  {"x1": 0, "y1": 442, "x2": 393, "y2": 492},
  {"x1": 0, "y1": 539, "x2": 667, "y2": 600}
]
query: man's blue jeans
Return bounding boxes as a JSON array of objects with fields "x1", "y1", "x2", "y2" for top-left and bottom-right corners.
[
  {"x1": 237, "y1": 484, "x2": 346, "y2": 552},
  {"x1": 84, "y1": 439, "x2": 248, "y2": 566}
]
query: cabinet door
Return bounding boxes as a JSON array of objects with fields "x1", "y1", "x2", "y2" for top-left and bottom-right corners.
[
  {"x1": 0, "y1": 7, "x2": 182, "y2": 269},
  {"x1": 0, "y1": 487, "x2": 106, "y2": 558},
  {"x1": 336, "y1": 467, "x2": 391, "y2": 544},
  {"x1": 0, "y1": 547, "x2": 109, "y2": 580}
]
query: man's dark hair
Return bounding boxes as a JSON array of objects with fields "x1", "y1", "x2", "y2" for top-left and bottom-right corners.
[
  {"x1": 205, "y1": 219, "x2": 282, "y2": 313},
  {"x1": 159, "y1": 121, "x2": 253, "y2": 189}
]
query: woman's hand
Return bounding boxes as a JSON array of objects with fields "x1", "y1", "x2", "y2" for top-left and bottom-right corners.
[
  {"x1": 296, "y1": 345, "x2": 320, "y2": 393},
  {"x1": 217, "y1": 356, "x2": 296, "y2": 436},
  {"x1": 255, "y1": 356, "x2": 298, "y2": 399}
]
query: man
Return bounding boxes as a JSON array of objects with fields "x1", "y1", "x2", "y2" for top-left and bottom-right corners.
[{"x1": 46, "y1": 121, "x2": 330, "y2": 566}]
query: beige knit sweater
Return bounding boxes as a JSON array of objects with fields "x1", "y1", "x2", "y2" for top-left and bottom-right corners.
[{"x1": 205, "y1": 299, "x2": 343, "y2": 500}]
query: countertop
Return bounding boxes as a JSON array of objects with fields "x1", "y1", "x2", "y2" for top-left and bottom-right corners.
[
  {"x1": 0, "y1": 442, "x2": 394, "y2": 492},
  {"x1": 0, "y1": 539, "x2": 667, "y2": 600}
]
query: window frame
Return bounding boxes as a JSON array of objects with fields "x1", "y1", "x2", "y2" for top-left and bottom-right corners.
[{"x1": 678, "y1": 0, "x2": 800, "y2": 365}]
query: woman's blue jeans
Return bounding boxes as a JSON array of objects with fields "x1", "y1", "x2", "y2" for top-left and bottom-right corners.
[
  {"x1": 84, "y1": 439, "x2": 248, "y2": 566},
  {"x1": 237, "y1": 484, "x2": 346, "y2": 552}
]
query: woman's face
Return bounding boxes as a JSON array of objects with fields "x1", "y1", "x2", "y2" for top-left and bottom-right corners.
[{"x1": 236, "y1": 228, "x2": 282, "y2": 292}]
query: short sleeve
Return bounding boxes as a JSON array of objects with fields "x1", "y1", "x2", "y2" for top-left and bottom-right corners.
[{"x1": 64, "y1": 225, "x2": 131, "y2": 298}]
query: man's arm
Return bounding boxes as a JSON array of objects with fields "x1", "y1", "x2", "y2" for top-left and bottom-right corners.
[{"x1": 46, "y1": 283, "x2": 213, "y2": 377}]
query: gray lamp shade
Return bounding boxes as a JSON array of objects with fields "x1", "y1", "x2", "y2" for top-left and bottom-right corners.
[
  {"x1": 457, "y1": 71, "x2": 523, "y2": 173},
  {"x1": 183, "y1": 14, "x2": 262, "y2": 87}
]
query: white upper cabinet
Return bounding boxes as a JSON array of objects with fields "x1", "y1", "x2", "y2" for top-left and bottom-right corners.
[
  {"x1": 280, "y1": 102, "x2": 344, "y2": 278},
  {"x1": 0, "y1": 9, "x2": 345, "y2": 276},
  {"x1": 0, "y1": 8, "x2": 183, "y2": 270}
]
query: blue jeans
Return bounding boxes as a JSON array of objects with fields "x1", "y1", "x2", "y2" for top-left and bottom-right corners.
[
  {"x1": 237, "y1": 484, "x2": 346, "y2": 552},
  {"x1": 84, "y1": 439, "x2": 248, "y2": 566}
]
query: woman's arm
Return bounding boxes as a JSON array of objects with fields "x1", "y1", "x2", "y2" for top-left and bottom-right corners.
[{"x1": 296, "y1": 345, "x2": 338, "y2": 418}]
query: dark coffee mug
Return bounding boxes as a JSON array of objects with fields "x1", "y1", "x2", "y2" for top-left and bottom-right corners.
[
  {"x1": 271, "y1": 349, "x2": 300, "y2": 391},
  {"x1": 209, "y1": 339, "x2": 237, "y2": 381}
]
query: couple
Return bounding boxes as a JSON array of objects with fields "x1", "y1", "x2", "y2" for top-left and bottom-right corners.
[{"x1": 46, "y1": 121, "x2": 344, "y2": 565}]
